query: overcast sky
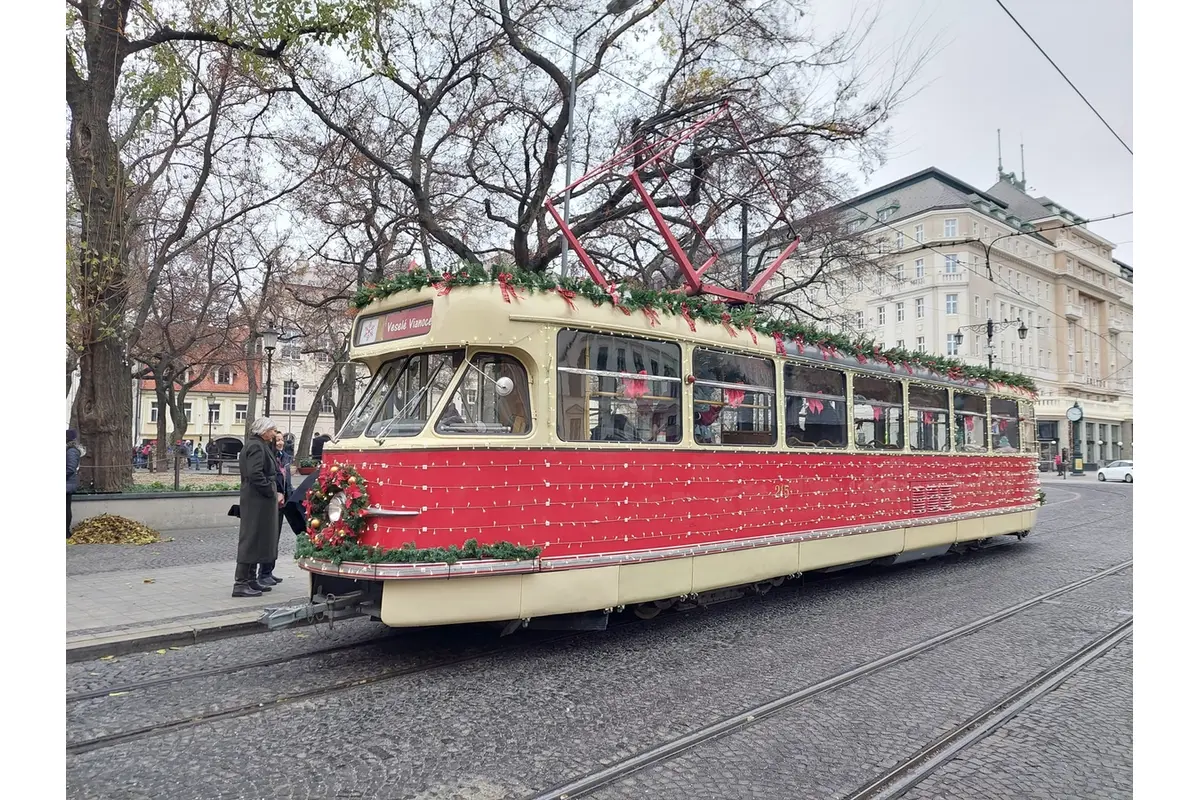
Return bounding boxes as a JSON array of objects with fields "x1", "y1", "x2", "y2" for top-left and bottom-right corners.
[{"x1": 815, "y1": 0, "x2": 1133, "y2": 262}]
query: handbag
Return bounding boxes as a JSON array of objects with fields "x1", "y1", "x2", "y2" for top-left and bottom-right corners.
[{"x1": 228, "y1": 504, "x2": 240, "y2": 518}]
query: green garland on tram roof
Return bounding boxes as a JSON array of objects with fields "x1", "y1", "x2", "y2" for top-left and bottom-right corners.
[
  {"x1": 295, "y1": 534, "x2": 542, "y2": 568},
  {"x1": 350, "y1": 263, "x2": 1037, "y2": 393}
]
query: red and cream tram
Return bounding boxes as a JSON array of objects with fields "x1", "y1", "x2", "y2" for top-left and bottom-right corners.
[{"x1": 280, "y1": 273, "x2": 1039, "y2": 631}]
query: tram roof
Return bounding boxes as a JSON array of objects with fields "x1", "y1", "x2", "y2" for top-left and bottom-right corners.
[{"x1": 350, "y1": 281, "x2": 1035, "y2": 400}]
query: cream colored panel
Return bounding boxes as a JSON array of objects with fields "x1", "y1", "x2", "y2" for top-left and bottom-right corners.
[
  {"x1": 903, "y1": 522, "x2": 957, "y2": 551},
  {"x1": 955, "y1": 517, "x2": 987, "y2": 543},
  {"x1": 618, "y1": 559, "x2": 694, "y2": 605},
  {"x1": 380, "y1": 576, "x2": 521, "y2": 627},
  {"x1": 984, "y1": 511, "x2": 1025, "y2": 537},
  {"x1": 691, "y1": 544, "x2": 799, "y2": 592},
  {"x1": 800, "y1": 529, "x2": 903, "y2": 571},
  {"x1": 520, "y1": 566, "x2": 620, "y2": 618},
  {"x1": 1027, "y1": 510, "x2": 1038, "y2": 530}
]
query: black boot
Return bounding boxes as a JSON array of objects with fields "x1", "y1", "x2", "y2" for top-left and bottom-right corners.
[
  {"x1": 233, "y1": 563, "x2": 262, "y2": 598},
  {"x1": 258, "y1": 562, "x2": 282, "y2": 586}
]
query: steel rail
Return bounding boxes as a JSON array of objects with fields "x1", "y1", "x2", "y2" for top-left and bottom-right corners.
[
  {"x1": 525, "y1": 558, "x2": 1133, "y2": 800},
  {"x1": 844, "y1": 616, "x2": 1132, "y2": 800}
]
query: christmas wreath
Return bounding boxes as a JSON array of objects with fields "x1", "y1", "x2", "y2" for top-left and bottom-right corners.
[{"x1": 303, "y1": 462, "x2": 371, "y2": 548}]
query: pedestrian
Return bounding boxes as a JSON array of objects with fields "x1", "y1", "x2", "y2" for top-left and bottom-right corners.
[
  {"x1": 233, "y1": 418, "x2": 282, "y2": 598},
  {"x1": 206, "y1": 439, "x2": 218, "y2": 471},
  {"x1": 67, "y1": 430, "x2": 81, "y2": 538},
  {"x1": 1053, "y1": 451, "x2": 1063, "y2": 478},
  {"x1": 312, "y1": 432, "x2": 332, "y2": 460},
  {"x1": 257, "y1": 430, "x2": 295, "y2": 587}
]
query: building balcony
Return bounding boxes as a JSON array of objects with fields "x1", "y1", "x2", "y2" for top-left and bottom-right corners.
[
  {"x1": 937, "y1": 271, "x2": 966, "y2": 284},
  {"x1": 1064, "y1": 303, "x2": 1083, "y2": 320},
  {"x1": 1108, "y1": 318, "x2": 1129, "y2": 335}
]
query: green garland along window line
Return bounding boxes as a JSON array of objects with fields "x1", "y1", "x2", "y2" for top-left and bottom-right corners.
[
  {"x1": 295, "y1": 534, "x2": 543, "y2": 567},
  {"x1": 351, "y1": 264, "x2": 1037, "y2": 394}
]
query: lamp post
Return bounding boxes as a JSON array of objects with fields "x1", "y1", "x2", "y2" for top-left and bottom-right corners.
[
  {"x1": 559, "y1": 0, "x2": 641, "y2": 276},
  {"x1": 206, "y1": 392, "x2": 215, "y2": 444},
  {"x1": 259, "y1": 327, "x2": 280, "y2": 416},
  {"x1": 1067, "y1": 401, "x2": 1084, "y2": 475},
  {"x1": 954, "y1": 318, "x2": 1028, "y2": 370},
  {"x1": 1117, "y1": 440, "x2": 1123, "y2": 458}
]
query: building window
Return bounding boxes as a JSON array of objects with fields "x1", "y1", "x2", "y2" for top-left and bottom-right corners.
[
  {"x1": 946, "y1": 335, "x2": 960, "y2": 355},
  {"x1": 944, "y1": 218, "x2": 958, "y2": 238},
  {"x1": 946, "y1": 293, "x2": 959, "y2": 315},
  {"x1": 914, "y1": 224, "x2": 924, "y2": 243},
  {"x1": 856, "y1": 276, "x2": 864, "y2": 291},
  {"x1": 214, "y1": 366, "x2": 235, "y2": 385},
  {"x1": 149, "y1": 402, "x2": 158, "y2": 423},
  {"x1": 972, "y1": 221, "x2": 979, "y2": 235},
  {"x1": 985, "y1": 299, "x2": 991, "y2": 318},
  {"x1": 855, "y1": 311, "x2": 864, "y2": 330},
  {"x1": 895, "y1": 231, "x2": 904, "y2": 250},
  {"x1": 914, "y1": 258, "x2": 925, "y2": 279},
  {"x1": 944, "y1": 254, "x2": 959, "y2": 273},
  {"x1": 208, "y1": 403, "x2": 220, "y2": 424},
  {"x1": 320, "y1": 393, "x2": 335, "y2": 414},
  {"x1": 894, "y1": 263, "x2": 905, "y2": 281},
  {"x1": 183, "y1": 402, "x2": 192, "y2": 424},
  {"x1": 915, "y1": 297, "x2": 925, "y2": 319},
  {"x1": 1038, "y1": 349, "x2": 1044, "y2": 368},
  {"x1": 1011, "y1": 343, "x2": 1017, "y2": 363},
  {"x1": 896, "y1": 302, "x2": 905, "y2": 322},
  {"x1": 973, "y1": 296, "x2": 980, "y2": 317},
  {"x1": 877, "y1": 306, "x2": 886, "y2": 325},
  {"x1": 1000, "y1": 302, "x2": 1007, "y2": 319},
  {"x1": 280, "y1": 342, "x2": 302, "y2": 361},
  {"x1": 896, "y1": 339, "x2": 905, "y2": 349},
  {"x1": 693, "y1": 348, "x2": 777, "y2": 446},
  {"x1": 916, "y1": 336, "x2": 926, "y2": 352},
  {"x1": 974, "y1": 335, "x2": 981, "y2": 355},
  {"x1": 235, "y1": 403, "x2": 248, "y2": 422},
  {"x1": 283, "y1": 380, "x2": 298, "y2": 412}
]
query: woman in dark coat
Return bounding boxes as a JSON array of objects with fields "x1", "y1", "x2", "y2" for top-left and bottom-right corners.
[
  {"x1": 233, "y1": 418, "x2": 282, "y2": 597},
  {"x1": 67, "y1": 430, "x2": 81, "y2": 538},
  {"x1": 257, "y1": 430, "x2": 296, "y2": 586}
]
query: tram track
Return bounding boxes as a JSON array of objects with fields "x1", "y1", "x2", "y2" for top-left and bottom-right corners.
[
  {"x1": 842, "y1": 617, "x2": 1132, "y2": 800},
  {"x1": 525, "y1": 558, "x2": 1133, "y2": 800}
]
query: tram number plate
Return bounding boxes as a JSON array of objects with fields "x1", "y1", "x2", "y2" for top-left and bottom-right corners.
[
  {"x1": 357, "y1": 302, "x2": 434, "y2": 345},
  {"x1": 772, "y1": 484, "x2": 792, "y2": 499}
]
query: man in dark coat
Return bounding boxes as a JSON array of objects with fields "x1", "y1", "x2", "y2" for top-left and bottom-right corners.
[
  {"x1": 67, "y1": 430, "x2": 81, "y2": 538},
  {"x1": 312, "y1": 432, "x2": 331, "y2": 460},
  {"x1": 257, "y1": 430, "x2": 298, "y2": 586},
  {"x1": 233, "y1": 418, "x2": 282, "y2": 597}
]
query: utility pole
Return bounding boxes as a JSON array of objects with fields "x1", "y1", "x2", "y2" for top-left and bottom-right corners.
[{"x1": 740, "y1": 202, "x2": 750, "y2": 291}]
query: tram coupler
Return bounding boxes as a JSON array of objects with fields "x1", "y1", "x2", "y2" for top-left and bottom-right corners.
[{"x1": 258, "y1": 590, "x2": 367, "y2": 631}]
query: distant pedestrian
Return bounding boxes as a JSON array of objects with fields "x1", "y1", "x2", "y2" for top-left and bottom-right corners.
[
  {"x1": 67, "y1": 430, "x2": 81, "y2": 538},
  {"x1": 312, "y1": 432, "x2": 332, "y2": 460},
  {"x1": 1053, "y1": 451, "x2": 1063, "y2": 478},
  {"x1": 257, "y1": 430, "x2": 295, "y2": 587},
  {"x1": 206, "y1": 439, "x2": 218, "y2": 471},
  {"x1": 233, "y1": 418, "x2": 282, "y2": 598}
]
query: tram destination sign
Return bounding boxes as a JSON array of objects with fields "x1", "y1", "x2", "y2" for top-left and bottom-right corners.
[{"x1": 355, "y1": 302, "x2": 433, "y2": 346}]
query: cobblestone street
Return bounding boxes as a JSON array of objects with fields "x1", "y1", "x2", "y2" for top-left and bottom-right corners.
[{"x1": 65, "y1": 479, "x2": 1133, "y2": 799}]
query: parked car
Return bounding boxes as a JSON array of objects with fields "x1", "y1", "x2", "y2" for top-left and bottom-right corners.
[{"x1": 1097, "y1": 460, "x2": 1133, "y2": 483}]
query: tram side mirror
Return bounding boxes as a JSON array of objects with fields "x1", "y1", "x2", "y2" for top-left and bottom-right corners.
[{"x1": 494, "y1": 376, "x2": 514, "y2": 397}]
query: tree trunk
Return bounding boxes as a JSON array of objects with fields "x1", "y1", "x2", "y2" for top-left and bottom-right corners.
[
  {"x1": 334, "y1": 362, "x2": 357, "y2": 432},
  {"x1": 243, "y1": 347, "x2": 259, "y2": 440},
  {"x1": 296, "y1": 361, "x2": 342, "y2": 460},
  {"x1": 153, "y1": 384, "x2": 170, "y2": 472}
]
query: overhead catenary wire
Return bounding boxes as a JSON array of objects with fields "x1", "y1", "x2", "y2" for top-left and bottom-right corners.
[{"x1": 989, "y1": 0, "x2": 1132, "y2": 155}]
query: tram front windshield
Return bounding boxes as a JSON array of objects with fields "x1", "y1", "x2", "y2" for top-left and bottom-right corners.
[{"x1": 338, "y1": 350, "x2": 464, "y2": 439}]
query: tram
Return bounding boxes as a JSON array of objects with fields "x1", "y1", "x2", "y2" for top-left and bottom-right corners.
[{"x1": 267, "y1": 272, "x2": 1039, "y2": 632}]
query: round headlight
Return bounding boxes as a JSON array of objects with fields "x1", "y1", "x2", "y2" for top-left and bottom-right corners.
[{"x1": 327, "y1": 492, "x2": 346, "y2": 523}]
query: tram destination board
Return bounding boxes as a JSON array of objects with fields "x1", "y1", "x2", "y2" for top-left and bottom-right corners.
[{"x1": 356, "y1": 302, "x2": 433, "y2": 346}]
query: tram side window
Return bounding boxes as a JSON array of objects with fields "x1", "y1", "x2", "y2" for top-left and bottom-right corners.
[
  {"x1": 365, "y1": 351, "x2": 464, "y2": 438},
  {"x1": 784, "y1": 363, "x2": 847, "y2": 448},
  {"x1": 436, "y1": 353, "x2": 532, "y2": 436},
  {"x1": 339, "y1": 350, "x2": 465, "y2": 439},
  {"x1": 1019, "y1": 401, "x2": 1037, "y2": 454},
  {"x1": 853, "y1": 375, "x2": 904, "y2": 449},
  {"x1": 556, "y1": 330, "x2": 682, "y2": 444},
  {"x1": 693, "y1": 349, "x2": 777, "y2": 446},
  {"x1": 990, "y1": 398, "x2": 1021, "y2": 453},
  {"x1": 908, "y1": 385, "x2": 950, "y2": 452},
  {"x1": 954, "y1": 392, "x2": 988, "y2": 452}
]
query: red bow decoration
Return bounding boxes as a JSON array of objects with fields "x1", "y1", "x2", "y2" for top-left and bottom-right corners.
[
  {"x1": 720, "y1": 312, "x2": 738, "y2": 338},
  {"x1": 903, "y1": 362, "x2": 914, "y2": 375},
  {"x1": 606, "y1": 284, "x2": 622, "y2": 306},
  {"x1": 681, "y1": 306, "x2": 697, "y2": 332},
  {"x1": 964, "y1": 415, "x2": 975, "y2": 431},
  {"x1": 772, "y1": 332, "x2": 786, "y2": 355},
  {"x1": 872, "y1": 405, "x2": 882, "y2": 421},
  {"x1": 998, "y1": 418, "x2": 1009, "y2": 432},
  {"x1": 855, "y1": 350, "x2": 868, "y2": 364},
  {"x1": 746, "y1": 327, "x2": 758, "y2": 345},
  {"x1": 808, "y1": 398, "x2": 825, "y2": 414},
  {"x1": 922, "y1": 411, "x2": 934, "y2": 425},
  {"x1": 793, "y1": 334, "x2": 805, "y2": 352},
  {"x1": 698, "y1": 407, "x2": 720, "y2": 425},
  {"x1": 406, "y1": 259, "x2": 421, "y2": 272},
  {"x1": 819, "y1": 344, "x2": 836, "y2": 361},
  {"x1": 556, "y1": 288, "x2": 577, "y2": 311},
  {"x1": 725, "y1": 388, "x2": 746, "y2": 409},
  {"x1": 498, "y1": 272, "x2": 522, "y2": 304},
  {"x1": 643, "y1": 307, "x2": 661, "y2": 327},
  {"x1": 436, "y1": 271, "x2": 455, "y2": 296},
  {"x1": 622, "y1": 371, "x2": 649, "y2": 399}
]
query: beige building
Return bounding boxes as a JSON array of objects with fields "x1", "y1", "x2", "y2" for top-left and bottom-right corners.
[{"x1": 788, "y1": 166, "x2": 1132, "y2": 469}]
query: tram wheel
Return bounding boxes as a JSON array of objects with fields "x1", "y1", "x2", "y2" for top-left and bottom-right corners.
[{"x1": 633, "y1": 603, "x2": 662, "y2": 620}]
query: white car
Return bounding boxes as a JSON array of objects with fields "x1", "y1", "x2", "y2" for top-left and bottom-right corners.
[{"x1": 1097, "y1": 460, "x2": 1133, "y2": 483}]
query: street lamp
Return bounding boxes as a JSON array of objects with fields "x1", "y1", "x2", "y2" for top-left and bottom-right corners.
[
  {"x1": 259, "y1": 326, "x2": 280, "y2": 416},
  {"x1": 559, "y1": 0, "x2": 642, "y2": 276},
  {"x1": 1067, "y1": 401, "x2": 1084, "y2": 475},
  {"x1": 954, "y1": 318, "x2": 1027, "y2": 370},
  {"x1": 206, "y1": 392, "x2": 215, "y2": 444}
]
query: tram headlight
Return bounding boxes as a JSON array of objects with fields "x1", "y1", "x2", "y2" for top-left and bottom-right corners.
[{"x1": 327, "y1": 493, "x2": 346, "y2": 524}]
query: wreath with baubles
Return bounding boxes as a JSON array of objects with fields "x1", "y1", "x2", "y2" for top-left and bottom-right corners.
[{"x1": 303, "y1": 462, "x2": 371, "y2": 548}]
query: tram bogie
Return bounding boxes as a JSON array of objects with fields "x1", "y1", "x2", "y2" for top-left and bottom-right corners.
[{"x1": 270, "y1": 280, "x2": 1040, "y2": 634}]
